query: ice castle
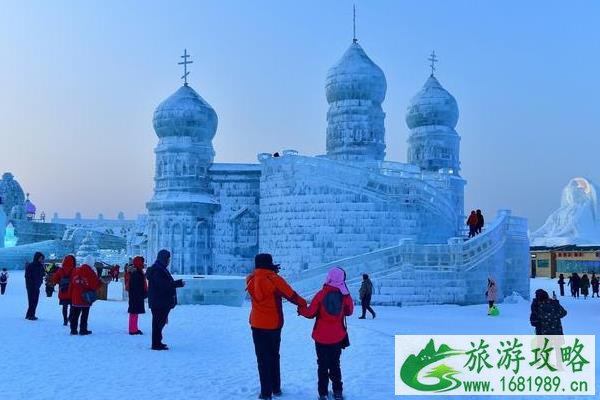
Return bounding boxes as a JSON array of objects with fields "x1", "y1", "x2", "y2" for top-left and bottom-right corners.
[{"x1": 144, "y1": 40, "x2": 530, "y2": 305}]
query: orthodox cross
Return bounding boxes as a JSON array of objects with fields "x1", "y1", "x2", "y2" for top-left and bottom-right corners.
[
  {"x1": 178, "y1": 49, "x2": 193, "y2": 86},
  {"x1": 353, "y1": 4, "x2": 357, "y2": 43},
  {"x1": 428, "y1": 50, "x2": 438, "y2": 76}
]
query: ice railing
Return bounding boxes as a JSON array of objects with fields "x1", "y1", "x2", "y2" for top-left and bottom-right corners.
[
  {"x1": 292, "y1": 210, "x2": 523, "y2": 296},
  {"x1": 263, "y1": 154, "x2": 458, "y2": 228}
]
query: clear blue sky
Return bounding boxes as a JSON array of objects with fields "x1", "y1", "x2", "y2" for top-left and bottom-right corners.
[{"x1": 1, "y1": 0, "x2": 599, "y2": 230}]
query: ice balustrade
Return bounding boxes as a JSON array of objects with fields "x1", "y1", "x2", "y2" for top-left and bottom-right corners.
[
  {"x1": 293, "y1": 210, "x2": 518, "y2": 298},
  {"x1": 266, "y1": 155, "x2": 458, "y2": 229}
]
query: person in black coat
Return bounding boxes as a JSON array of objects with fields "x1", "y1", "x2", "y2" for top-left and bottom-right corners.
[
  {"x1": 557, "y1": 274, "x2": 565, "y2": 297},
  {"x1": 530, "y1": 289, "x2": 567, "y2": 335},
  {"x1": 475, "y1": 209, "x2": 485, "y2": 234},
  {"x1": 25, "y1": 252, "x2": 45, "y2": 320},
  {"x1": 128, "y1": 256, "x2": 147, "y2": 335},
  {"x1": 146, "y1": 249, "x2": 185, "y2": 350}
]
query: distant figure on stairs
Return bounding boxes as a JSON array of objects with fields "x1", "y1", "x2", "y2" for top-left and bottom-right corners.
[
  {"x1": 475, "y1": 209, "x2": 485, "y2": 234},
  {"x1": 358, "y1": 274, "x2": 376, "y2": 319},
  {"x1": 466, "y1": 210, "x2": 478, "y2": 238}
]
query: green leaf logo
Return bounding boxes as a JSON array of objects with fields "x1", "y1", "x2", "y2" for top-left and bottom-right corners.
[{"x1": 400, "y1": 339, "x2": 464, "y2": 392}]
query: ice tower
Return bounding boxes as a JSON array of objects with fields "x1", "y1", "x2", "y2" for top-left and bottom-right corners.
[
  {"x1": 146, "y1": 51, "x2": 218, "y2": 274},
  {"x1": 406, "y1": 60, "x2": 461, "y2": 174},
  {"x1": 325, "y1": 39, "x2": 387, "y2": 162}
]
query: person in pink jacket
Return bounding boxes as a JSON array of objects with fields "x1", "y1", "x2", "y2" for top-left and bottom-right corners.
[
  {"x1": 486, "y1": 277, "x2": 498, "y2": 315},
  {"x1": 299, "y1": 267, "x2": 354, "y2": 400}
]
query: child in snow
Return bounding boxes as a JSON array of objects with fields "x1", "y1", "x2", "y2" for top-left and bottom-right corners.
[
  {"x1": 591, "y1": 274, "x2": 599, "y2": 298},
  {"x1": 51, "y1": 255, "x2": 76, "y2": 326},
  {"x1": 0, "y1": 268, "x2": 8, "y2": 295},
  {"x1": 485, "y1": 277, "x2": 498, "y2": 315},
  {"x1": 299, "y1": 267, "x2": 354, "y2": 400},
  {"x1": 557, "y1": 274, "x2": 565, "y2": 297},
  {"x1": 127, "y1": 256, "x2": 147, "y2": 335}
]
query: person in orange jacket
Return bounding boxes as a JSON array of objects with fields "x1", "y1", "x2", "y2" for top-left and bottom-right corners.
[
  {"x1": 246, "y1": 253, "x2": 307, "y2": 400},
  {"x1": 466, "y1": 210, "x2": 478, "y2": 238}
]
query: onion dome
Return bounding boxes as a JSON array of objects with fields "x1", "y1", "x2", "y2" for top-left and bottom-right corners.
[
  {"x1": 325, "y1": 42, "x2": 387, "y2": 103},
  {"x1": 152, "y1": 85, "x2": 218, "y2": 142},
  {"x1": 0, "y1": 173, "x2": 25, "y2": 217},
  {"x1": 406, "y1": 75, "x2": 459, "y2": 129}
]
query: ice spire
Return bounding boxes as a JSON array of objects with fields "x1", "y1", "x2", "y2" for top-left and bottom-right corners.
[
  {"x1": 428, "y1": 50, "x2": 438, "y2": 77},
  {"x1": 353, "y1": 4, "x2": 357, "y2": 43},
  {"x1": 178, "y1": 49, "x2": 193, "y2": 86}
]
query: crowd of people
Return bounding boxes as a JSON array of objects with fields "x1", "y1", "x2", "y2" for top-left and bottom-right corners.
[
  {"x1": 8, "y1": 250, "x2": 379, "y2": 400},
  {"x1": 466, "y1": 209, "x2": 485, "y2": 238},
  {"x1": 7, "y1": 248, "x2": 576, "y2": 400},
  {"x1": 557, "y1": 272, "x2": 600, "y2": 299}
]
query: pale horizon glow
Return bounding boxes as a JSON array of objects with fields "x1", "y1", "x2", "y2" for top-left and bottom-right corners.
[{"x1": 1, "y1": 1, "x2": 600, "y2": 230}]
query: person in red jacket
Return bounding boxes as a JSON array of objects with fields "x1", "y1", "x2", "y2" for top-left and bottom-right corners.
[
  {"x1": 246, "y1": 253, "x2": 306, "y2": 400},
  {"x1": 51, "y1": 255, "x2": 76, "y2": 326},
  {"x1": 299, "y1": 267, "x2": 354, "y2": 400},
  {"x1": 69, "y1": 255, "x2": 102, "y2": 335}
]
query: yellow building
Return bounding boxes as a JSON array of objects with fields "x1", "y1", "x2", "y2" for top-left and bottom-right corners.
[{"x1": 530, "y1": 245, "x2": 600, "y2": 278}]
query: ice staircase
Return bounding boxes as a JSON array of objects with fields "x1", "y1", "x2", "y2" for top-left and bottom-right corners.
[{"x1": 293, "y1": 210, "x2": 529, "y2": 306}]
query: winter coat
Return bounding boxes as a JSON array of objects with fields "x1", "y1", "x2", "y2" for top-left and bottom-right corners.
[
  {"x1": 128, "y1": 265, "x2": 147, "y2": 314},
  {"x1": 557, "y1": 277, "x2": 565, "y2": 286},
  {"x1": 486, "y1": 280, "x2": 498, "y2": 302},
  {"x1": 466, "y1": 213, "x2": 478, "y2": 227},
  {"x1": 246, "y1": 267, "x2": 305, "y2": 330},
  {"x1": 359, "y1": 279, "x2": 373, "y2": 300},
  {"x1": 299, "y1": 285, "x2": 354, "y2": 345},
  {"x1": 25, "y1": 260, "x2": 45, "y2": 289},
  {"x1": 580, "y1": 277, "x2": 590, "y2": 294},
  {"x1": 591, "y1": 277, "x2": 599, "y2": 291},
  {"x1": 51, "y1": 255, "x2": 76, "y2": 304},
  {"x1": 475, "y1": 212, "x2": 485, "y2": 229},
  {"x1": 70, "y1": 264, "x2": 102, "y2": 307},
  {"x1": 0, "y1": 271, "x2": 8, "y2": 283},
  {"x1": 530, "y1": 299, "x2": 567, "y2": 335},
  {"x1": 146, "y1": 251, "x2": 183, "y2": 311}
]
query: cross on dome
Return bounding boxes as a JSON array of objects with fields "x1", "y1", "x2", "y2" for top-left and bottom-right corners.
[
  {"x1": 428, "y1": 50, "x2": 438, "y2": 76},
  {"x1": 178, "y1": 49, "x2": 193, "y2": 86}
]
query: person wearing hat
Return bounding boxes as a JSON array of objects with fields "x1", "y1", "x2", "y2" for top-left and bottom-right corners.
[
  {"x1": 146, "y1": 249, "x2": 185, "y2": 350},
  {"x1": 70, "y1": 255, "x2": 102, "y2": 335},
  {"x1": 246, "y1": 253, "x2": 306, "y2": 400},
  {"x1": 299, "y1": 267, "x2": 354, "y2": 400}
]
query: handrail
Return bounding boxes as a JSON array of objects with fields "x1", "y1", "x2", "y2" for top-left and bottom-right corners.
[{"x1": 264, "y1": 155, "x2": 459, "y2": 230}]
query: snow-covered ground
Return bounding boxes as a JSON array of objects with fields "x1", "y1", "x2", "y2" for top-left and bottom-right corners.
[{"x1": 0, "y1": 274, "x2": 597, "y2": 400}]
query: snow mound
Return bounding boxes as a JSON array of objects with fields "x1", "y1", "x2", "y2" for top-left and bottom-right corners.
[{"x1": 503, "y1": 291, "x2": 526, "y2": 304}]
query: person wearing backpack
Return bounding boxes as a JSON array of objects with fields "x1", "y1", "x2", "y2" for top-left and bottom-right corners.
[
  {"x1": 0, "y1": 268, "x2": 8, "y2": 295},
  {"x1": 69, "y1": 255, "x2": 102, "y2": 335},
  {"x1": 127, "y1": 256, "x2": 147, "y2": 335},
  {"x1": 25, "y1": 252, "x2": 45, "y2": 320},
  {"x1": 51, "y1": 255, "x2": 76, "y2": 326},
  {"x1": 299, "y1": 267, "x2": 354, "y2": 400}
]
